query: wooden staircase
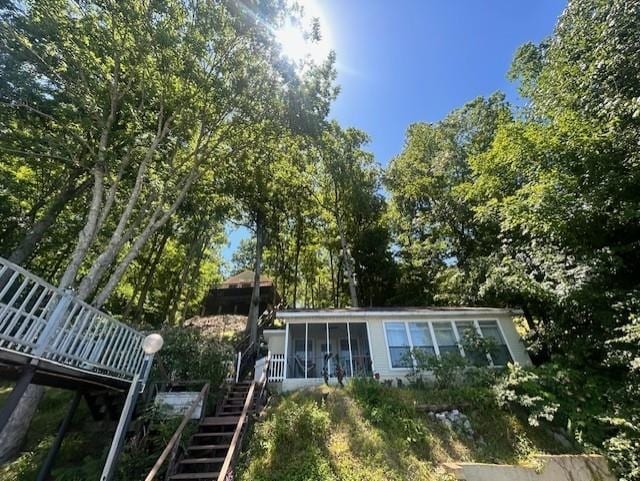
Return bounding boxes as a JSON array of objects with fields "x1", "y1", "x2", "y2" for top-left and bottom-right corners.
[{"x1": 168, "y1": 380, "x2": 258, "y2": 480}]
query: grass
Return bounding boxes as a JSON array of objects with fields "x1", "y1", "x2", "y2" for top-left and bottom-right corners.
[
  {"x1": 0, "y1": 383, "x2": 112, "y2": 481},
  {"x1": 237, "y1": 380, "x2": 580, "y2": 481}
]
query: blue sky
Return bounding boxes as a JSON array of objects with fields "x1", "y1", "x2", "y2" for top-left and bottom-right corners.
[{"x1": 221, "y1": 0, "x2": 567, "y2": 268}]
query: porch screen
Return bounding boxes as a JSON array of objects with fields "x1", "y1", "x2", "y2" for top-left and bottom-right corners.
[
  {"x1": 385, "y1": 322, "x2": 411, "y2": 368},
  {"x1": 478, "y1": 321, "x2": 513, "y2": 366}
]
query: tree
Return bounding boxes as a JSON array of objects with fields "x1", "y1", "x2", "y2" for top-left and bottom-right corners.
[
  {"x1": 0, "y1": 0, "x2": 336, "y2": 460},
  {"x1": 386, "y1": 94, "x2": 511, "y2": 306}
]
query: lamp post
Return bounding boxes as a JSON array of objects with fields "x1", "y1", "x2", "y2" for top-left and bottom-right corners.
[
  {"x1": 101, "y1": 333, "x2": 163, "y2": 481},
  {"x1": 140, "y1": 333, "x2": 164, "y2": 392}
]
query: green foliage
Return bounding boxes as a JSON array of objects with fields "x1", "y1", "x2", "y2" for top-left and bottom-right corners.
[
  {"x1": 113, "y1": 405, "x2": 198, "y2": 481},
  {"x1": 238, "y1": 394, "x2": 336, "y2": 481},
  {"x1": 158, "y1": 325, "x2": 231, "y2": 385},
  {"x1": 410, "y1": 351, "x2": 468, "y2": 389},
  {"x1": 407, "y1": 332, "x2": 498, "y2": 388},
  {"x1": 494, "y1": 364, "x2": 560, "y2": 427},
  {"x1": 0, "y1": 386, "x2": 111, "y2": 481}
]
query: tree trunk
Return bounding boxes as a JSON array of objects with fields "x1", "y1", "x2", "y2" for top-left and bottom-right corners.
[
  {"x1": 122, "y1": 232, "x2": 162, "y2": 319},
  {"x1": 92, "y1": 166, "x2": 199, "y2": 308},
  {"x1": 247, "y1": 213, "x2": 264, "y2": 346},
  {"x1": 0, "y1": 384, "x2": 45, "y2": 463},
  {"x1": 168, "y1": 228, "x2": 204, "y2": 324},
  {"x1": 181, "y1": 233, "x2": 208, "y2": 322},
  {"x1": 76, "y1": 122, "x2": 169, "y2": 301},
  {"x1": 292, "y1": 214, "x2": 303, "y2": 308},
  {"x1": 8, "y1": 177, "x2": 91, "y2": 266},
  {"x1": 328, "y1": 248, "x2": 337, "y2": 308},
  {"x1": 58, "y1": 165, "x2": 105, "y2": 289},
  {"x1": 338, "y1": 227, "x2": 358, "y2": 307},
  {"x1": 135, "y1": 229, "x2": 171, "y2": 319}
]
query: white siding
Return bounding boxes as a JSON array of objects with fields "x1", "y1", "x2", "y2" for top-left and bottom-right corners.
[{"x1": 264, "y1": 330, "x2": 285, "y2": 354}]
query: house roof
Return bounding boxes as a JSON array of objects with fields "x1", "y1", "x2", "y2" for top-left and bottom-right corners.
[
  {"x1": 219, "y1": 270, "x2": 273, "y2": 288},
  {"x1": 276, "y1": 306, "x2": 522, "y2": 320}
]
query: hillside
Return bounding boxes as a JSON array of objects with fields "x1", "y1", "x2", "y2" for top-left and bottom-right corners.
[
  {"x1": 237, "y1": 380, "x2": 578, "y2": 481},
  {"x1": 185, "y1": 314, "x2": 249, "y2": 340}
]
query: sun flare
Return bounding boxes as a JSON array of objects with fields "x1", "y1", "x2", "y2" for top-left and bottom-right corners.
[{"x1": 275, "y1": 0, "x2": 332, "y2": 64}]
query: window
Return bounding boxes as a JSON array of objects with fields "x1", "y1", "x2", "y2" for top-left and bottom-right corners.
[
  {"x1": 433, "y1": 322, "x2": 459, "y2": 356},
  {"x1": 408, "y1": 322, "x2": 435, "y2": 359},
  {"x1": 455, "y1": 321, "x2": 489, "y2": 366},
  {"x1": 478, "y1": 321, "x2": 513, "y2": 366},
  {"x1": 385, "y1": 322, "x2": 411, "y2": 368},
  {"x1": 384, "y1": 319, "x2": 515, "y2": 369}
]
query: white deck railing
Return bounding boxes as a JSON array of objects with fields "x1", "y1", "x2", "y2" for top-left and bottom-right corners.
[
  {"x1": 0, "y1": 257, "x2": 145, "y2": 382},
  {"x1": 268, "y1": 353, "x2": 285, "y2": 382}
]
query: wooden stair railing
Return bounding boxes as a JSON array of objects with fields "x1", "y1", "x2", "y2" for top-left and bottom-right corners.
[
  {"x1": 144, "y1": 383, "x2": 210, "y2": 481},
  {"x1": 217, "y1": 353, "x2": 271, "y2": 481}
]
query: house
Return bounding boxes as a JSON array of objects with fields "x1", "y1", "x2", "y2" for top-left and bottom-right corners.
[
  {"x1": 202, "y1": 270, "x2": 281, "y2": 316},
  {"x1": 263, "y1": 307, "x2": 531, "y2": 391}
]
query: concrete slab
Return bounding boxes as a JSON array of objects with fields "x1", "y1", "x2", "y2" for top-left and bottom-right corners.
[{"x1": 443, "y1": 455, "x2": 614, "y2": 481}]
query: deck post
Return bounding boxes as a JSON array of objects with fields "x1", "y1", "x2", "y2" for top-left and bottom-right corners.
[
  {"x1": 100, "y1": 350, "x2": 156, "y2": 481},
  {"x1": 36, "y1": 391, "x2": 82, "y2": 481},
  {"x1": 0, "y1": 364, "x2": 36, "y2": 433}
]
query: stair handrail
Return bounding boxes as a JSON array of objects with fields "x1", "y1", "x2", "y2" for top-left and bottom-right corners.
[
  {"x1": 217, "y1": 353, "x2": 271, "y2": 481},
  {"x1": 144, "y1": 382, "x2": 210, "y2": 481}
]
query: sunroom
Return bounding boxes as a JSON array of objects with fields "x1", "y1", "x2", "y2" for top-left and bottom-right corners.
[{"x1": 262, "y1": 308, "x2": 531, "y2": 391}]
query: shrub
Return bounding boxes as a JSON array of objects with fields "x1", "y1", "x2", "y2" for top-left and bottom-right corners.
[
  {"x1": 410, "y1": 350, "x2": 468, "y2": 388},
  {"x1": 158, "y1": 325, "x2": 231, "y2": 385},
  {"x1": 493, "y1": 363, "x2": 559, "y2": 427},
  {"x1": 406, "y1": 331, "x2": 499, "y2": 388}
]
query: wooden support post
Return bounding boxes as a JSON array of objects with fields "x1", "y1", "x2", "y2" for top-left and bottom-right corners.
[
  {"x1": 0, "y1": 364, "x2": 36, "y2": 433},
  {"x1": 36, "y1": 391, "x2": 82, "y2": 481}
]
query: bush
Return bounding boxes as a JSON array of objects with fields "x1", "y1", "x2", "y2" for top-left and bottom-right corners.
[
  {"x1": 158, "y1": 325, "x2": 231, "y2": 385},
  {"x1": 406, "y1": 331, "x2": 499, "y2": 389},
  {"x1": 493, "y1": 363, "x2": 560, "y2": 427},
  {"x1": 410, "y1": 350, "x2": 468, "y2": 388}
]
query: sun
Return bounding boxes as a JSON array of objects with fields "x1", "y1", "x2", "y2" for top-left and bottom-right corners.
[{"x1": 275, "y1": 0, "x2": 332, "y2": 64}]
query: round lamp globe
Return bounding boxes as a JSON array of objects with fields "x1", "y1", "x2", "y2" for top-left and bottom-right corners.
[{"x1": 142, "y1": 333, "x2": 164, "y2": 355}]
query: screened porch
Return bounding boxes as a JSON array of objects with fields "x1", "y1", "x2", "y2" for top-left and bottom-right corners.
[{"x1": 285, "y1": 322, "x2": 372, "y2": 380}]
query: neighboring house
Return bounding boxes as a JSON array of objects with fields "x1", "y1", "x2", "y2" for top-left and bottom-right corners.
[
  {"x1": 263, "y1": 307, "x2": 531, "y2": 391},
  {"x1": 202, "y1": 270, "x2": 281, "y2": 316}
]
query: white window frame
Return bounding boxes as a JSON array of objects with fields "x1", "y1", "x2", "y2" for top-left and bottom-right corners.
[
  {"x1": 382, "y1": 318, "x2": 515, "y2": 370},
  {"x1": 382, "y1": 320, "x2": 414, "y2": 369},
  {"x1": 475, "y1": 319, "x2": 515, "y2": 367}
]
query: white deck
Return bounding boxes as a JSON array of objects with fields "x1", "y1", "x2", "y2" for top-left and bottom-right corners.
[{"x1": 0, "y1": 257, "x2": 145, "y2": 386}]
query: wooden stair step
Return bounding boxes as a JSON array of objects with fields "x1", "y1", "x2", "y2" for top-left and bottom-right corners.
[
  {"x1": 192, "y1": 432, "x2": 234, "y2": 438},
  {"x1": 187, "y1": 444, "x2": 230, "y2": 451},
  {"x1": 179, "y1": 457, "x2": 225, "y2": 464},
  {"x1": 201, "y1": 416, "x2": 242, "y2": 426},
  {"x1": 169, "y1": 473, "x2": 219, "y2": 480}
]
